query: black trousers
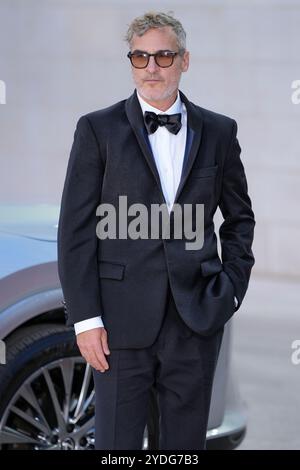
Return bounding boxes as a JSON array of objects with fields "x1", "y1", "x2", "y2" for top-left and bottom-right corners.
[{"x1": 92, "y1": 282, "x2": 224, "y2": 450}]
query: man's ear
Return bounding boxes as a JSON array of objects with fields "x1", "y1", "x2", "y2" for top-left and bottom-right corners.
[{"x1": 181, "y1": 50, "x2": 189, "y2": 73}]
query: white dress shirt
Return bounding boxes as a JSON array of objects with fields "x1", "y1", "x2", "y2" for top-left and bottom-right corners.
[
  {"x1": 74, "y1": 91, "x2": 238, "y2": 335},
  {"x1": 138, "y1": 90, "x2": 187, "y2": 213}
]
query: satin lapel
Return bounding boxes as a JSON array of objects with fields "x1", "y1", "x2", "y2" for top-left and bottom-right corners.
[
  {"x1": 125, "y1": 89, "x2": 165, "y2": 200},
  {"x1": 173, "y1": 89, "x2": 203, "y2": 205}
]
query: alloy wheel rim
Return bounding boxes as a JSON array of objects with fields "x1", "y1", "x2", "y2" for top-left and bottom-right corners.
[{"x1": 0, "y1": 356, "x2": 95, "y2": 450}]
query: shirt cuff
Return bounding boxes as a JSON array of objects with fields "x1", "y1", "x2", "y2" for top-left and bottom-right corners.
[
  {"x1": 74, "y1": 316, "x2": 104, "y2": 335},
  {"x1": 234, "y1": 296, "x2": 239, "y2": 308}
]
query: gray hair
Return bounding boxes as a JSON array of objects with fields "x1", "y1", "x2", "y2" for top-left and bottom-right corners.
[{"x1": 124, "y1": 11, "x2": 186, "y2": 53}]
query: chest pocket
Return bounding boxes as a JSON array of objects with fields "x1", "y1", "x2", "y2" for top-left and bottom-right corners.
[{"x1": 190, "y1": 164, "x2": 218, "y2": 178}]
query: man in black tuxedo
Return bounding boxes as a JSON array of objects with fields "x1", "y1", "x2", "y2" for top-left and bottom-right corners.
[{"x1": 57, "y1": 11, "x2": 255, "y2": 450}]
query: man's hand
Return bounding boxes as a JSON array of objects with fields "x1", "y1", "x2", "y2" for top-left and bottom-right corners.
[{"x1": 76, "y1": 327, "x2": 110, "y2": 372}]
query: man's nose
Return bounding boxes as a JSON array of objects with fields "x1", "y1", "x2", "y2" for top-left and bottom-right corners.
[{"x1": 146, "y1": 55, "x2": 159, "y2": 73}]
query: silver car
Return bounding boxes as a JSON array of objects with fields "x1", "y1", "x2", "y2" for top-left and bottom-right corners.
[{"x1": 0, "y1": 205, "x2": 247, "y2": 450}]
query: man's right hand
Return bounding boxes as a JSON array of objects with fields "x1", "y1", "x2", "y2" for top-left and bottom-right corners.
[{"x1": 76, "y1": 327, "x2": 111, "y2": 372}]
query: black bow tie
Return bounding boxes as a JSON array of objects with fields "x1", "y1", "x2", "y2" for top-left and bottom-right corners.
[{"x1": 143, "y1": 110, "x2": 182, "y2": 135}]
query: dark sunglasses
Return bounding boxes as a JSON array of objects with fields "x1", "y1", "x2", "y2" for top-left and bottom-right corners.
[{"x1": 127, "y1": 49, "x2": 183, "y2": 69}]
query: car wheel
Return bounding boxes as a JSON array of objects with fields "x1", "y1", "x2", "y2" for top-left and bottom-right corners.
[
  {"x1": 0, "y1": 323, "x2": 154, "y2": 450},
  {"x1": 0, "y1": 324, "x2": 99, "y2": 450}
]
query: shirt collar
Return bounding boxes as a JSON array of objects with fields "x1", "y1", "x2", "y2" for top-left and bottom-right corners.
[{"x1": 137, "y1": 89, "x2": 182, "y2": 115}]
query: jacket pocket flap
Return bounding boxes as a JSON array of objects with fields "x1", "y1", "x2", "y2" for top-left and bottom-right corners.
[
  {"x1": 201, "y1": 257, "x2": 223, "y2": 277},
  {"x1": 98, "y1": 261, "x2": 125, "y2": 280},
  {"x1": 191, "y1": 165, "x2": 218, "y2": 177}
]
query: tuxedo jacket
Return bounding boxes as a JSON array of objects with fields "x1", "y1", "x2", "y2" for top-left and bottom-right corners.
[{"x1": 57, "y1": 88, "x2": 255, "y2": 349}]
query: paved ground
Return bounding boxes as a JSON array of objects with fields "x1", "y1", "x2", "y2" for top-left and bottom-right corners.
[{"x1": 231, "y1": 277, "x2": 300, "y2": 449}]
